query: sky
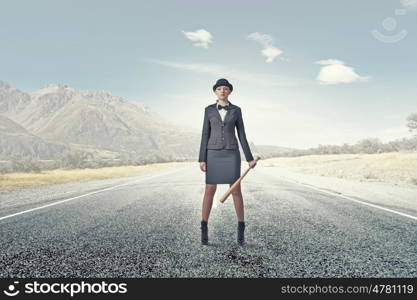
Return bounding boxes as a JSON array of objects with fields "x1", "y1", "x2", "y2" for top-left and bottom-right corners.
[{"x1": 1, "y1": 0, "x2": 417, "y2": 149}]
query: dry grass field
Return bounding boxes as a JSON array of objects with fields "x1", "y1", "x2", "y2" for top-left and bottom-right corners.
[
  {"x1": 258, "y1": 151, "x2": 417, "y2": 186},
  {"x1": 0, "y1": 162, "x2": 191, "y2": 191}
]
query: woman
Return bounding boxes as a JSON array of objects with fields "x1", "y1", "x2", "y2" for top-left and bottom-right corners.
[{"x1": 198, "y1": 78, "x2": 257, "y2": 246}]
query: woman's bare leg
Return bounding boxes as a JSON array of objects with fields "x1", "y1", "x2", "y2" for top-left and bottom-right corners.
[
  {"x1": 230, "y1": 182, "x2": 244, "y2": 221},
  {"x1": 202, "y1": 184, "x2": 217, "y2": 221}
]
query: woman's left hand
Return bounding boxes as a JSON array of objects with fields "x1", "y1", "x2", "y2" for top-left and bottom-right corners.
[{"x1": 248, "y1": 160, "x2": 257, "y2": 169}]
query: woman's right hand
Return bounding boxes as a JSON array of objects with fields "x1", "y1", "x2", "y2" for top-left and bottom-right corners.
[{"x1": 200, "y1": 162, "x2": 207, "y2": 172}]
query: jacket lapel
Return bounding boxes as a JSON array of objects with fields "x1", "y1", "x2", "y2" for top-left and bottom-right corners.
[{"x1": 211, "y1": 101, "x2": 237, "y2": 123}]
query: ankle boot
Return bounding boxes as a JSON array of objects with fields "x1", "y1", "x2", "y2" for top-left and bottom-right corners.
[
  {"x1": 237, "y1": 221, "x2": 245, "y2": 245},
  {"x1": 201, "y1": 220, "x2": 208, "y2": 245}
]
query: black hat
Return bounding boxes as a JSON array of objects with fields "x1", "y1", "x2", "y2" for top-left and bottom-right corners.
[{"x1": 212, "y1": 78, "x2": 233, "y2": 92}]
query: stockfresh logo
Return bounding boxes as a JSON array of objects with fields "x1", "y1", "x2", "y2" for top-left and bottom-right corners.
[{"x1": 3, "y1": 281, "x2": 20, "y2": 297}]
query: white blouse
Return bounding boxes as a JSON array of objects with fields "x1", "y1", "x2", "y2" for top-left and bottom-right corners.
[{"x1": 216, "y1": 101, "x2": 229, "y2": 122}]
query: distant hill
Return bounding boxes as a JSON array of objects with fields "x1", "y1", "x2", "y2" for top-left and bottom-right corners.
[
  {"x1": 0, "y1": 80, "x2": 295, "y2": 162},
  {"x1": 0, "y1": 114, "x2": 69, "y2": 159},
  {"x1": 0, "y1": 81, "x2": 199, "y2": 160}
]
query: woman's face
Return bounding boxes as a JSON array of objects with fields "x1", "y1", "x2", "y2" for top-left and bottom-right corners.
[{"x1": 215, "y1": 86, "x2": 231, "y2": 100}]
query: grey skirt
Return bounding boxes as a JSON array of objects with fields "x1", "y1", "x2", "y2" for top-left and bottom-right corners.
[{"x1": 206, "y1": 149, "x2": 241, "y2": 184}]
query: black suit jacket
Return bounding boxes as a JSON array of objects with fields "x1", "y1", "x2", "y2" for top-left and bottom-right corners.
[{"x1": 198, "y1": 101, "x2": 254, "y2": 163}]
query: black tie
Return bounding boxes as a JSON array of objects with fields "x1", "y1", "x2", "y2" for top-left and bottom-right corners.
[{"x1": 218, "y1": 105, "x2": 229, "y2": 111}]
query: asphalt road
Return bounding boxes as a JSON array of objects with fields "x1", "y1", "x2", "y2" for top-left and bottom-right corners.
[{"x1": 0, "y1": 164, "x2": 416, "y2": 278}]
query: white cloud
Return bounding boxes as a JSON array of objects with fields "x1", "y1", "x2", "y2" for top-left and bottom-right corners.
[
  {"x1": 181, "y1": 29, "x2": 213, "y2": 49},
  {"x1": 401, "y1": 0, "x2": 417, "y2": 9},
  {"x1": 247, "y1": 32, "x2": 273, "y2": 46},
  {"x1": 247, "y1": 32, "x2": 284, "y2": 63},
  {"x1": 314, "y1": 59, "x2": 370, "y2": 85},
  {"x1": 144, "y1": 59, "x2": 306, "y2": 86}
]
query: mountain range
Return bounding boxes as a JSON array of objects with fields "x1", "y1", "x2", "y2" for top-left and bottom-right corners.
[{"x1": 0, "y1": 80, "x2": 293, "y2": 162}]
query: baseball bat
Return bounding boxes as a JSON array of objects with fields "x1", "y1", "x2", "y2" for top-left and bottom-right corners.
[{"x1": 219, "y1": 155, "x2": 261, "y2": 203}]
